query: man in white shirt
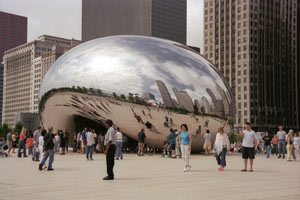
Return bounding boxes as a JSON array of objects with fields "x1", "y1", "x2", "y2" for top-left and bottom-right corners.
[
  {"x1": 240, "y1": 122, "x2": 257, "y2": 172},
  {"x1": 103, "y1": 119, "x2": 116, "y2": 180},
  {"x1": 86, "y1": 129, "x2": 97, "y2": 160},
  {"x1": 277, "y1": 125, "x2": 286, "y2": 159},
  {"x1": 115, "y1": 128, "x2": 123, "y2": 160}
]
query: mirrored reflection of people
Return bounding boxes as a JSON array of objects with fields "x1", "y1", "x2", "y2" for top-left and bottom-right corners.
[
  {"x1": 167, "y1": 129, "x2": 178, "y2": 158},
  {"x1": 214, "y1": 127, "x2": 230, "y2": 171},
  {"x1": 271, "y1": 134, "x2": 278, "y2": 156},
  {"x1": 240, "y1": 122, "x2": 257, "y2": 172},
  {"x1": 103, "y1": 120, "x2": 116, "y2": 180},
  {"x1": 175, "y1": 130, "x2": 181, "y2": 158},
  {"x1": 277, "y1": 125, "x2": 286, "y2": 159},
  {"x1": 286, "y1": 130, "x2": 296, "y2": 162},
  {"x1": 194, "y1": 125, "x2": 201, "y2": 137},
  {"x1": 178, "y1": 124, "x2": 192, "y2": 172},
  {"x1": 137, "y1": 129, "x2": 146, "y2": 156},
  {"x1": 203, "y1": 130, "x2": 212, "y2": 155}
]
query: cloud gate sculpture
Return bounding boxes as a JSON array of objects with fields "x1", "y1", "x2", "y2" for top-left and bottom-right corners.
[{"x1": 39, "y1": 35, "x2": 235, "y2": 151}]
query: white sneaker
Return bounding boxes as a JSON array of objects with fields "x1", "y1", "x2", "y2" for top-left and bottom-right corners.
[
  {"x1": 184, "y1": 167, "x2": 187, "y2": 172},
  {"x1": 187, "y1": 165, "x2": 192, "y2": 170}
]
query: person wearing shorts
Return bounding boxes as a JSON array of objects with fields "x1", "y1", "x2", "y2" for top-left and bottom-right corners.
[
  {"x1": 137, "y1": 129, "x2": 146, "y2": 156},
  {"x1": 203, "y1": 130, "x2": 212, "y2": 155},
  {"x1": 240, "y1": 122, "x2": 257, "y2": 172},
  {"x1": 167, "y1": 129, "x2": 178, "y2": 158}
]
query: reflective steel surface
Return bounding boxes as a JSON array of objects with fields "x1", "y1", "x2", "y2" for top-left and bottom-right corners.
[{"x1": 39, "y1": 35, "x2": 234, "y2": 150}]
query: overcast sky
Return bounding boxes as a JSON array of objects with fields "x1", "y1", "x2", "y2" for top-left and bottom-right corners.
[{"x1": 0, "y1": 0, "x2": 203, "y2": 51}]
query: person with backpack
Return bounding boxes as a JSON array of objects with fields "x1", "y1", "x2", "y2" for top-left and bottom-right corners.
[{"x1": 39, "y1": 127, "x2": 55, "y2": 171}]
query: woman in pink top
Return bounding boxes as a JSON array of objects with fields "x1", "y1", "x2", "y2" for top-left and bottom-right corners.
[
  {"x1": 214, "y1": 127, "x2": 230, "y2": 171},
  {"x1": 18, "y1": 128, "x2": 27, "y2": 158}
]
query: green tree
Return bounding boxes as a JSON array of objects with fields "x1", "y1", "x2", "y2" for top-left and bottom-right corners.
[
  {"x1": 120, "y1": 94, "x2": 126, "y2": 100},
  {"x1": 0, "y1": 123, "x2": 9, "y2": 139},
  {"x1": 14, "y1": 122, "x2": 23, "y2": 134}
]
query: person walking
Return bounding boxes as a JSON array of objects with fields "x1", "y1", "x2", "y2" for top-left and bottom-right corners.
[
  {"x1": 137, "y1": 129, "x2": 146, "y2": 156},
  {"x1": 214, "y1": 127, "x2": 230, "y2": 171},
  {"x1": 271, "y1": 134, "x2": 278, "y2": 156},
  {"x1": 65, "y1": 130, "x2": 70, "y2": 152},
  {"x1": 38, "y1": 129, "x2": 47, "y2": 168},
  {"x1": 18, "y1": 128, "x2": 27, "y2": 158},
  {"x1": 115, "y1": 128, "x2": 123, "y2": 160},
  {"x1": 277, "y1": 126, "x2": 286, "y2": 159},
  {"x1": 293, "y1": 132, "x2": 300, "y2": 158},
  {"x1": 263, "y1": 132, "x2": 271, "y2": 158},
  {"x1": 86, "y1": 129, "x2": 96, "y2": 160},
  {"x1": 55, "y1": 131, "x2": 60, "y2": 153},
  {"x1": 12, "y1": 131, "x2": 17, "y2": 153},
  {"x1": 60, "y1": 130, "x2": 66, "y2": 155},
  {"x1": 26, "y1": 135, "x2": 34, "y2": 155},
  {"x1": 167, "y1": 129, "x2": 178, "y2": 158},
  {"x1": 103, "y1": 120, "x2": 116, "y2": 180},
  {"x1": 76, "y1": 131, "x2": 81, "y2": 153},
  {"x1": 203, "y1": 129, "x2": 212, "y2": 155},
  {"x1": 33, "y1": 127, "x2": 42, "y2": 161},
  {"x1": 178, "y1": 124, "x2": 192, "y2": 172},
  {"x1": 39, "y1": 127, "x2": 55, "y2": 171},
  {"x1": 286, "y1": 130, "x2": 296, "y2": 161},
  {"x1": 240, "y1": 122, "x2": 257, "y2": 172},
  {"x1": 6, "y1": 129, "x2": 13, "y2": 155}
]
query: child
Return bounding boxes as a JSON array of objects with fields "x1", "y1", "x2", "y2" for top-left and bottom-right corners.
[{"x1": 26, "y1": 136, "x2": 34, "y2": 155}]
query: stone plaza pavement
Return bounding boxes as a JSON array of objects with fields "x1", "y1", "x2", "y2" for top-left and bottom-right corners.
[{"x1": 0, "y1": 152, "x2": 299, "y2": 200}]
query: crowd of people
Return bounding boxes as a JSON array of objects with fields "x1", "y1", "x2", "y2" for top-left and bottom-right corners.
[{"x1": 3, "y1": 120, "x2": 300, "y2": 179}]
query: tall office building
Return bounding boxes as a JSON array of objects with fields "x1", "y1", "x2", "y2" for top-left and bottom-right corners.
[
  {"x1": 173, "y1": 88, "x2": 194, "y2": 112},
  {"x1": 203, "y1": 0, "x2": 298, "y2": 129},
  {"x1": 156, "y1": 80, "x2": 174, "y2": 108},
  {"x1": 0, "y1": 12, "x2": 27, "y2": 123},
  {"x1": 3, "y1": 35, "x2": 80, "y2": 127},
  {"x1": 82, "y1": 0, "x2": 186, "y2": 44}
]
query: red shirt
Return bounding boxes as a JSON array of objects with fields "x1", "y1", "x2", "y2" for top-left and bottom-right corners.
[
  {"x1": 26, "y1": 138, "x2": 33, "y2": 147},
  {"x1": 272, "y1": 137, "x2": 278, "y2": 145}
]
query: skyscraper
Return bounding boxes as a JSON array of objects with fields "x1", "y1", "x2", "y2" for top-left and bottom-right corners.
[
  {"x1": 203, "y1": 0, "x2": 298, "y2": 129},
  {"x1": 173, "y1": 88, "x2": 194, "y2": 112},
  {"x1": 3, "y1": 35, "x2": 80, "y2": 127},
  {"x1": 156, "y1": 80, "x2": 174, "y2": 108},
  {"x1": 82, "y1": 0, "x2": 186, "y2": 44},
  {"x1": 0, "y1": 11, "x2": 27, "y2": 123}
]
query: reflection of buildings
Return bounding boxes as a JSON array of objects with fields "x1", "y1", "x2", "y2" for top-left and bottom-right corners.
[
  {"x1": 156, "y1": 80, "x2": 174, "y2": 108},
  {"x1": 206, "y1": 88, "x2": 224, "y2": 116},
  {"x1": 216, "y1": 84, "x2": 230, "y2": 115},
  {"x1": 82, "y1": 0, "x2": 186, "y2": 45},
  {"x1": 173, "y1": 88, "x2": 194, "y2": 112},
  {"x1": 200, "y1": 96, "x2": 211, "y2": 113},
  {"x1": 194, "y1": 99, "x2": 201, "y2": 113},
  {"x1": 3, "y1": 35, "x2": 81, "y2": 127},
  {"x1": 143, "y1": 92, "x2": 155, "y2": 100}
]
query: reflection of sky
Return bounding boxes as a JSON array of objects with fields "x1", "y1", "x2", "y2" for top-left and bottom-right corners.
[{"x1": 40, "y1": 35, "x2": 233, "y2": 111}]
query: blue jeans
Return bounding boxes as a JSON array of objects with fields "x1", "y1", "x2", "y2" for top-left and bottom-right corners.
[
  {"x1": 40, "y1": 149, "x2": 54, "y2": 169},
  {"x1": 18, "y1": 140, "x2": 26, "y2": 157},
  {"x1": 216, "y1": 148, "x2": 227, "y2": 166},
  {"x1": 115, "y1": 141, "x2": 123, "y2": 159},
  {"x1": 265, "y1": 145, "x2": 271, "y2": 157},
  {"x1": 278, "y1": 139, "x2": 286, "y2": 157},
  {"x1": 86, "y1": 145, "x2": 93, "y2": 159},
  {"x1": 55, "y1": 141, "x2": 60, "y2": 153}
]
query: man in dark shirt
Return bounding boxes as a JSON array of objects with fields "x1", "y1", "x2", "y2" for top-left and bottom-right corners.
[
  {"x1": 137, "y1": 129, "x2": 146, "y2": 156},
  {"x1": 167, "y1": 129, "x2": 178, "y2": 158},
  {"x1": 263, "y1": 132, "x2": 271, "y2": 158},
  {"x1": 39, "y1": 127, "x2": 55, "y2": 171}
]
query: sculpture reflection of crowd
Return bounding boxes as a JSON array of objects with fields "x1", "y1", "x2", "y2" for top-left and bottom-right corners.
[{"x1": 2, "y1": 121, "x2": 300, "y2": 178}]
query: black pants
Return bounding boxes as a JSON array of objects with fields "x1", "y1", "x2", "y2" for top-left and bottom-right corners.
[
  {"x1": 106, "y1": 144, "x2": 116, "y2": 178},
  {"x1": 216, "y1": 148, "x2": 227, "y2": 166}
]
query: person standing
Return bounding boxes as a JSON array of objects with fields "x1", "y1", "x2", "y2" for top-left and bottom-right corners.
[
  {"x1": 6, "y1": 129, "x2": 13, "y2": 155},
  {"x1": 203, "y1": 129, "x2": 212, "y2": 155},
  {"x1": 103, "y1": 120, "x2": 116, "y2": 180},
  {"x1": 38, "y1": 129, "x2": 47, "y2": 168},
  {"x1": 39, "y1": 127, "x2": 55, "y2": 171},
  {"x1": 81, "y1": 128, "x2": 88, "y2": 153},
  {"x1": 86, "y1": 129, "x2": 96, "y2": 160},
  {"x1": 115, "y1": 128, "x2": 123, "y2": 160},
  {"x1": 167, "y1": 129, "x2": 178, "y2": 158},
  {"x1": 137, "y1": 129, "x2": 146, "y2": 156},
  {"x1": 178, "y1": 124, "x2": 192, "y2": 172},
  {"x1": 240, "y1": 122, "x2": 257, "y2": 172},
  {"x1": 194, "y1": 125, "x2": 201, "y2": 137},
  {"x1": 286, "y1": 130, "x2": 296, "y2": 161},
  {"x1": 277, "y1": 126, "x2": 286, "y2": 159},
  {"x1": 55, "y1": 131, "x2": 60, "y2": 153},
  {"x1": 18, "y1": 128, "x2": 27, "y2": 158},
  {"x1": 77, "y1": 131, "x2": 81, "y2": 153},
  {"x1": 263, "y1": 132, "x2": 271, "y2": 158},
  {"x1": 33, "y1": 127, "x2": 42, "y2": 161},
  {"x1": 65, "y1": 130, "x2": 70, "y2": 152},
  {"x1": 293, "y1": 132, "x2": 300, "y2": 158},
  {"x1": 271, "y1": 134, "x2": 278, "y2": 156},
  {"x1": 26, "y1": 136, "x2": 34, "y2": 155},
  {"x1": 214, "y1": 127, "x2": 230, "y2": 171},
  {"x1": 12, "y1": 131, "x2": 17, "y2": 153},
  {"x1": 60, "y1": 130, "x2": 66, "y2": 155}
]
